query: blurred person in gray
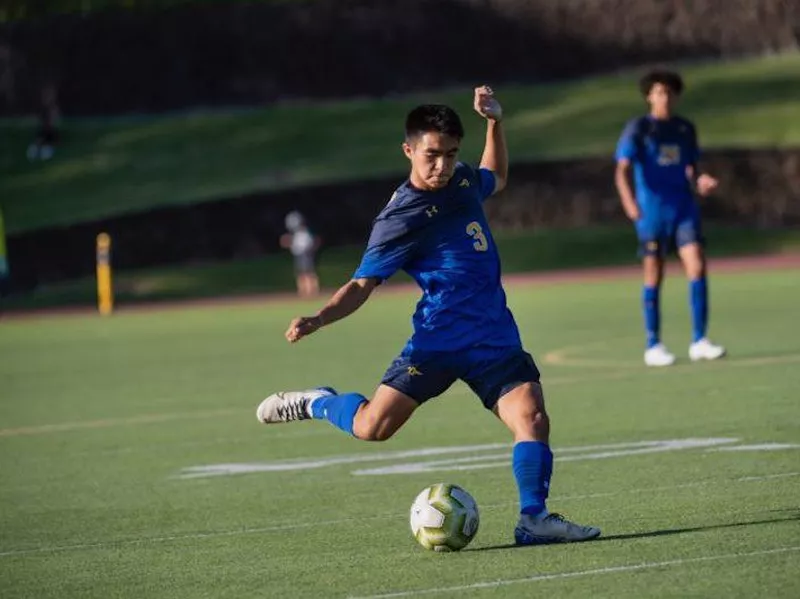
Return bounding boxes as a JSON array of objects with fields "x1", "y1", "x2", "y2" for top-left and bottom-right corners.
[{"x1": 281, "y1": 211, "x2": 321, "y2": 298}]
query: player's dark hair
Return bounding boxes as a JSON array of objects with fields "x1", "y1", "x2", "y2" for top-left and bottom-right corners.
[
  {"x1": 639, "y1": 70, "x2": 684, "y2": 97},
  {"x1": 405, "y1": 104, "x2": 464, "y2": 141}
]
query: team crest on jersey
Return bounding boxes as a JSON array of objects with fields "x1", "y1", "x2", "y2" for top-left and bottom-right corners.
[
  {"x1": 459, "y1": 178, "x2": 470, "y2": 188},
  {"x1": 657, "y1": 144, "x2": 681, "y2": 166},
  {"x1": 425, "y1": 206, "x2": 438, "y2": 218}
]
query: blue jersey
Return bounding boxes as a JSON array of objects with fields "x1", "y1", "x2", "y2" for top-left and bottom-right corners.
[
  {"x1": 353, "y1": 163, "x2": 521, "y2": 353},
  {"x1": 615, "y1": 115, "x2": 700, "y2": 219}
]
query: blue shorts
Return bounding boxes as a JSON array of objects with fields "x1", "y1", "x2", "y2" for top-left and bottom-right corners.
[
  {"x1": 636, "y1": 213, "x2": 704, "y2": 257},
  {"x1": 380, "y1": 345, "x2": 541, "y2": 410}
]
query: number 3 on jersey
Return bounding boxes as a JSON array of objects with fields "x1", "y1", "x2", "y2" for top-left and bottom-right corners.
[{"x1": 466, "y1": 221, "x2": 488, "y2": 252}]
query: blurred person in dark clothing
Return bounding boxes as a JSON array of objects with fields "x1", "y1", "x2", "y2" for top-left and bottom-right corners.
[{"x1": 27, "y1": 83, "x2": 60, "y2": 161}]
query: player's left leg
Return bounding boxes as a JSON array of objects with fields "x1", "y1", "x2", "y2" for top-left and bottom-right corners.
[
  {"x1": 298, "y1": 274, "x2": 312, "y2": 298},
  {"x1": 293, "y1": 256, "x2": 310, "y2": 297},
  {"x1": 296, "y1": 253, "x2": 320, "y2": 298},
  {"x1": 256, "y1": 385, "x2": 418, "y2": 441},
  {"x1": 465, "y1": 348, "x2": 600, "y2": 544},
  {"x1": 305, "y1": 272, "x2": 320, "y2": 297},
  {"x1": 293, "y1": 275, "x2": 305, "y2": 297},
  {"x1": 637, "y1": 221, "x2": 675, "y2": 366},
  {"x1": 676, "y1": 219, "x2": 726, "y2": 361},
  {"x1": 257, "y1": 349, "x2": 456, "y2": 441}
]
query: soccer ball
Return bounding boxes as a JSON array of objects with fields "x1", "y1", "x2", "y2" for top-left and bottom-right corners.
[{"x1": 409, "y1": 483, "x2": 480, "y2": 552}]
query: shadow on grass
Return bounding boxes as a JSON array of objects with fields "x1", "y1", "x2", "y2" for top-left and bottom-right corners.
[{"x1": 467, "y1": 514, "x2": 800, "y2": 553}]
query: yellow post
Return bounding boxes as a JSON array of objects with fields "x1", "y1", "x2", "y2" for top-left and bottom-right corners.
[
  {"x1": 96, "y1": 233, "x2": 113, "y2": 315},
  {"x1": 0, "y1": 206, "x2": 8, "y2": 282}
]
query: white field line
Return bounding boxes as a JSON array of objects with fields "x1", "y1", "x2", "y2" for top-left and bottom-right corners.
[
  {"x1": 478, "y1": 471, "x2": 800, "y2": 510},
  {"x1": 178, "y1": 443, "x2": 510, "y2": 478},
  {"x1": 712, "y1": 443, "x2": 800, "y2": 452},
  {"x1": 178, "y1": 438, "x2": 740, "y2": 479},
  {"x1": 0, "y1": 471, "x2": 796, "y2": 559},
  {"x1": 347, "y1": 546, "x2": 800, "y2": 599},
  {"x1": 351, "y1": 438, "x2": 738, "y2": 477}
]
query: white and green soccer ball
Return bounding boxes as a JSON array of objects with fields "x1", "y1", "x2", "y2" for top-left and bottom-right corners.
[{"x1": 409, "y1": 483, "x2": 480, "y2": 552}]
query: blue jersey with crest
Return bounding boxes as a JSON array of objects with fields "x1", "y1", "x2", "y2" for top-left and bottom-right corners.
[
  {"x1": 353, "y1": 162, "x2": 521, "y2": 353},
  {"x1": 615, "y1": 115, "x2": 700, "y2": 220}
]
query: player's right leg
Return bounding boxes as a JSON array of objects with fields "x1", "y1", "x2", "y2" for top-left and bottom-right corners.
[
  {"x1": 638, "y1": 232, "x2": 675, "y2": 367},
  {"x1": 495, "y1": 383, "x2": 600, "y2": 544},
  {"x1": 463, "y1": 347, "x2": 600, "y2": 544}
]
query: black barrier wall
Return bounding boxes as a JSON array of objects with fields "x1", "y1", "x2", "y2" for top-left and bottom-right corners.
[
  {"x1": 1, "y1": 0, "x2": 797, "y2": 116},
  {"x1": 6, "y1": 148, "x2": 799, "y2": 292}
]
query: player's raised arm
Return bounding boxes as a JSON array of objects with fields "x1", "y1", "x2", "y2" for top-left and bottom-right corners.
[
  {"x1": 475, "y1": 86, "x2": 508, "y2": 195},
  {"x1": 285, "y1": 277, "x2": 378, "y2": 343}
]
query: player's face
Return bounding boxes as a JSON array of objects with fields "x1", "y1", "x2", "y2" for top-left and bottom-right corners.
[
  {"x1": 647, "y1": 83, "x2": 677, "y2": 116},
  {"x1": 403, "y1": 132, "x2": 461, "y2": 190}
]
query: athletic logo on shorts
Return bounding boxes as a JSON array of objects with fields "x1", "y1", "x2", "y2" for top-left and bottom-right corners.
[
  {"x1": 406, "y1": 366, "x2": 424, "y2": 377},
  {"x1": 646, "y1": 241, "x2": 659, "y2": 252},
  {"x1": 459, "y1": 178, "x2": 470, "y2": 188},
  {"x1": 425, "y1": 206, "x2": 438, "y2": 218}
]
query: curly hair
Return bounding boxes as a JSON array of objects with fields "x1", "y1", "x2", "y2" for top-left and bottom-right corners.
[{"x1": 639, "y1": 70, "x2": 684, "y2": 97}]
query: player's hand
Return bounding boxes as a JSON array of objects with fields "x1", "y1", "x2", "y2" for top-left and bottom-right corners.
[
  {"x1": 285, "y1": 315, "x2": 323, "y2": 343},
  {"x1": 696, "y1": 174, "x2": 718, "y2": 197},
  {"x1": 474, "y1": 86, "x2": 503, "y2": 122},
  {"x1": 624, "y1": 204, "x2": 641, "y2": 221}
]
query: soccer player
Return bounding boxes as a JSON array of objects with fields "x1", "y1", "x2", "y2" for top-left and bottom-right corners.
[
  {"x1": 257, "y1": 86, "x2": 600, "y2": 545},
  {"x1": 614, "y1": 70, "x2": 726, "y2": 367},
  {"x1": 280, "y1": 210, "x2": 321, "y2": 298}
]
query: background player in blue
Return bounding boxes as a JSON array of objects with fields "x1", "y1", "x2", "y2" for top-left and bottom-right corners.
[
  {"x1": 615, "y1": 70, "x2": 726, "y2": 367},
  {"x1": 257, "y1": 86, "x2": 600, "y2": 545}
]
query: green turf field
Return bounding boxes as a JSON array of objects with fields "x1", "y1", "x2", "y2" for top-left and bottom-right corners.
[
  {"x1": 1, "y1": 267, "x2": 799, "y2": 598},
  {"x1": 1, "y1": 53, "x2": 799, "y2": 233}
]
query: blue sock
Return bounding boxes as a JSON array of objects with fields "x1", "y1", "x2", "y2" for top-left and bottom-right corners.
[
  {"x1": 690, "y1": 277, "x2": 708, "y2": 342},
  {"x1": 513, "y1": 441, "x2": 553, "y2": 517},
  {"x1": 310, "y1": 392, "x2": 367, "y2": 436},
  {"x1": 643, "y1": 285, "x2": 660, "y2": 348}
]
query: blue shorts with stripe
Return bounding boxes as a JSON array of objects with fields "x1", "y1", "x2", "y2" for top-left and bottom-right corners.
[{"x1": 380, "y1": 345, "x2": 541, "y2": 410}]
